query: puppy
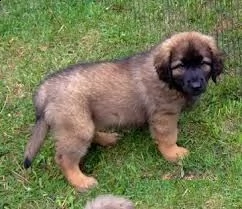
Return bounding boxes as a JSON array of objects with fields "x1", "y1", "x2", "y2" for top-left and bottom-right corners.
[
  {"x1": 84, "y1": 195, "x2": 134, "y2": 209},
  {"x1": 24, "y1": 31, "x2": 223, "y2": 191}
]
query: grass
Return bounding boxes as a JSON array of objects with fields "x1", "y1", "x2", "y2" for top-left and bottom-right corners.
[{"x1": 0, "y1": 0, "x2": 242, "y2": 208}]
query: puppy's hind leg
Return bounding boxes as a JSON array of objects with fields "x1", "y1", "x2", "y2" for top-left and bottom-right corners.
[
  {"x1": 54, "y1": 116, "x2": 97, "y2": 192},
  {"x1": 93, "y1": 132, "x2": 120, "y2": 147}
]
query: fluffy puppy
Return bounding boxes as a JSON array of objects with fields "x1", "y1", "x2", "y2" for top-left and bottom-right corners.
[
  {"x1": 24, "y1": 31, "x2": 223, "y2": 191},
  {"x1": 84, "y1": 195, "x2": 134, "y2": 209}
]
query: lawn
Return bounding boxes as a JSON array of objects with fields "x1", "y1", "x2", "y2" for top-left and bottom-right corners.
[{"x1": 0, "y1": 0, "x2": 241, "y2": 208}]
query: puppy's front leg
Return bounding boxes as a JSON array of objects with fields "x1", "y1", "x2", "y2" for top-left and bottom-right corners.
[{"x1": 150, "y1": 113, "x2": 189, "y2": 162}]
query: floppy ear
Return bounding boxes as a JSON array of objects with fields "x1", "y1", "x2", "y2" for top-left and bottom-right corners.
[
  {"x1": 154, "y1": 50, "x2": 172, "y2": 84},
  {"x1": 211, "y1": 49, "x2": 224, "y2": 83},
  {"x1": 205, "y1": 37, "x2": 224, "y2": 83}
]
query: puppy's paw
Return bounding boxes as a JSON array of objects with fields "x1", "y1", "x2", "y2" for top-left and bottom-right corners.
[
  {"x1": 159, "y1": 144, "x2": 189, "y2": 162},
  {"x1": 103, "y1": 132, "x2": 120, "y2": 146},
  {"x1": 94, "y1": 132, "x2": 120, "y2": 147},
  {"x1": 74, "y1": 176, "x2": 98, "y2": 192}
]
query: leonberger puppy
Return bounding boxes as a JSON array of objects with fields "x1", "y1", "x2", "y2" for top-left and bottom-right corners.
[{"x1": 24, "y1": 31, "x2": 223, "y2": 191}]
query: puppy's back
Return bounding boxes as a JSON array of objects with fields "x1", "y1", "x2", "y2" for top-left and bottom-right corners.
[{"x1": 84, "y1": 195, "x2": 134, "y2": 209}]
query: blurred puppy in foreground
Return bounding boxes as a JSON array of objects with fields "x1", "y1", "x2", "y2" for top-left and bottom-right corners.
[{"x1": 84, "y1": 195, "x2": 134, "y2": 209}]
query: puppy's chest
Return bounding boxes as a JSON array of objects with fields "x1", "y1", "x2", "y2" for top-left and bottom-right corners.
[
  {"x1": 91, "y1": 99, "x2": 146, "y2": 128},
  {"x1": 183, "y1": 95, "x2": 201, "y2": 110}
]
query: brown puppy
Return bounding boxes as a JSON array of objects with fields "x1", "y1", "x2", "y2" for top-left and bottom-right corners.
[{"x1": 24, "y1": 32, "x2": 223, "y2": 191}]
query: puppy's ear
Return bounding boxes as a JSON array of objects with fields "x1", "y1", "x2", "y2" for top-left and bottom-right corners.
[
  {"x1": 211, "y1": 50, "x2": 224, "y2": 83},
  {"x1": 206, "y1": 37, "x2": 224, "y2": 83},
  {"x1": 154, "y1": 50, "x2": 172, "y2": 84}
]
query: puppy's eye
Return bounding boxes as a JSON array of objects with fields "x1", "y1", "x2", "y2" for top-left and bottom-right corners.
[
  {"x1": 172, "y1": 68, "x2": 185, "y2": 77},
  {"x1": 172, "y1": 63, "x2": 185, "y2": 69},
  {"x1": 201, "y1": 60, "x2": 211, "y2": 66},
  {"x1": 179, "y1": 63, "x2": 185, "y2": 68},
  {"x1": 201, "y1": 60, "x2": 211, "y2": 73}
]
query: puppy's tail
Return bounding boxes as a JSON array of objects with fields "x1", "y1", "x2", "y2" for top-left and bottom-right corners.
[
  {"x1": 23, "y1": 115, "x2": 48, "y2": 169},
  {"x1": 24, "y1": 85, "x2": 50, "y2": 169},
  {"x1": 84, "y1": 195, "x2": 135, "y2": 209}
]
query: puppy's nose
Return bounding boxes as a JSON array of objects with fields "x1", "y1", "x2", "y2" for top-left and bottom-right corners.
[{"x1": 190, "y1": 81, "x2": 202, "y2": 90}]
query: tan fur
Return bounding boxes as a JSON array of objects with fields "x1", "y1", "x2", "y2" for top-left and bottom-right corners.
[{"x1": 24, "y1": 31, "x2": 223, "y2": 191}]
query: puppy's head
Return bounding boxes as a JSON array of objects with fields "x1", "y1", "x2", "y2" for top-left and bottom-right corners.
[{"x1": 154, "y1": 31, "x2": 224, "y2": 96}]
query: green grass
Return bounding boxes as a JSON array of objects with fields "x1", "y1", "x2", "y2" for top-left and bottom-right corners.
[{"x1": 0, "y1": 0, "x2": 242, "y2": 208}]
